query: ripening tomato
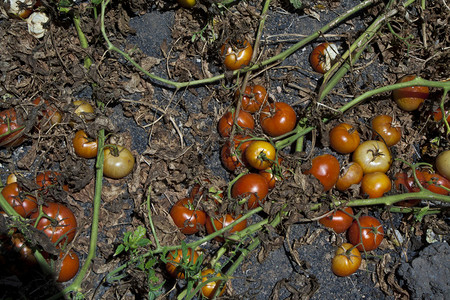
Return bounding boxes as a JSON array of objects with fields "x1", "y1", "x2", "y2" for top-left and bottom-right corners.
[
  {"x1": 220, "y1": 135, "x2": 252, "y2": 171},
  {"x1": 0, "y1": 108, "x2": 26, "y2": 148},
  {"x1": 329, "y1": 123, "x2": 360, "y2": 154},
  {"x1": 231, "y1": 173, "x2": 269, "y2": 209},
  {"x1": 421, "y1": 171, "x2": 450, "y2": 195},
  {"x1": 336, "y1": 162, "x2": 363, "y2": 191},
  {"x1": 436, "y1": 150, "x2": 450, "y2": 180},
  {"x1": 221, "y1": 40, "x2": 253, "y2": 70},
  {"x1": 31, "y1": 202, "x2": 77, "y2": 245},
  {"x1": 260, "y1": 102, "x2": 297, "y2": 137},
  {"x1": 309, "y1": 42, "x2": 339, "y2": 74},
  {"x1": 165, "y1": 248, "x2": 199, "y2": 279},
  {"x1": 319, "y1": 207, "x2": 354, "y2": 233},
  {"x1": 218, "y1": 110, "x2": 255, "y2": 137},
  {"x1": 1, "y1": 182, "x2": 37, "y2": 217},
  {"x1": 177, "y1": 0, "x2": 196, "y2": 8},
  {"x1": 392, "y1": 75, "x2": 429, "y2": 111},
  {"x1": 205, "y1": 214, "x2": 247, "y2": 242},
  {"x1": 6, "y1": 173, "x2": 17, "y2": 184},
  {"x1": 237, "y1": 85, "x2": 268, "y2": 113},
  {"x1": 72, "y1": 130, "x2": 98, "y2": 159},
  {"x1": 170, "y1": 198, "x2": 206, "y2": 235},
  {"x1": 432, "y1": 108, "x2": 450, "y2": 123},
  {"x1": 200, "y1": 269, "x2": 226, "y2": 299},
  {"x1": 32, "y1": 97, "x2": 63, "y2": 128},
  {"x1": 352, "y1": 140, "x2": 392, "y2": 174},
  {"x1": 347, "y1": 216, "x2": 384, "y2": 251},
  {"x1": 35, "y1": 171, "x2": 69, "y2": 193},
  {"x1": 103, "y1": 145, "x2": 135, "y2": 179},
  {"x1": 244, "y1": 141, "x2": 276, "y2": 170},
  {"x1": 304, "y1": 154, "x2": 340, "y2": 191},
  {"x1": 393, "y1": 172, "x2": 421, "y2": 207},
  {"x1": 56, "y1": 249, "x2": 79, "y2": 282},
  {"x1": 371, "y1": 115, "x2": 401, "y2": 147},
  {"x1": 331, "y1": 243, "x2": 362, "y2": 277},
  {"x1": 71, "y1": 100, "x2": 94, "y2": 125},
  {"x1": 361, "y1": 172, "x2": 391, "y2": 198}
]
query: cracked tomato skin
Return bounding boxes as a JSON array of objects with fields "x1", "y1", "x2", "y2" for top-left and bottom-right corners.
[
  {"x1": 1, "y1": 182, "x2": 37, "y2": 217},
  {"x1": 237, "y1": 85, "x2": 268, "y2": 113},
  {"x1": 392, "y1": 75, "x2": 429, "y2": 111},
  {"x1": 0, "y1": 108, "x2": 26, "y2": 148},
  {"x1": 231, "y1": 173, "x2": 269, "y2": 209},
  {"x1": 259, "y1": 102, "x2": 297, "y2": 137},
  {"x1": 218, "y1": 110, "x2": 254, "y2": 137},
  {"x1": 165, "y1": 248, "x2": 199, "y2": 279},
  {"x1": 352, "y1": 140, "x2": 392, "y2": 174},
  {"x1": 72, "y1": 130, "x2": 98, "y2": 159},
  {"x1": 331, "y1": 243, "x2": 362, "y2": 277},
  {"x1": 221, "y1": 40, "x2": 253, "y2": 70},
  {"x1": 329, "y1": 123, "x2": 360, "y2": 154},
  {"x1": 170, "y1": 198, "x2": 206, "y2": 235},
  {"x1": 205, "y1": 213, "x2": 247, "y2": 242},
  {"x1": 371, "y1": 115, "x2": 401, "y2": 147},
  {"x1": 336, "y1": 162, "x2": 363, "y2": 191},
  {"x1": 347, "y1": 216, "x2": 384, "y2": 251},
  {"x1": 304, "y1": 154, "x2": 340, "y2": 191},
  {"x1": 319, "y1": 207, "x2": 354, "y2": 234},
  {"x1": 309, "y1": 42, "x2": 339, "y2": 74},
  {"x1": 57, "y1": 249, "x2": 79, "y2": 282}
]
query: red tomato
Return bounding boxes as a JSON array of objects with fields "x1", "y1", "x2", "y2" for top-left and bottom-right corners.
[
  {"x1": 1, "y1": 182, "x2": 37, "y2": 217},
  {"x1": 436, "y1": 150, "x2": 450, "y2": 180},
  {"x1": 35, "y1": 171, "x2": 69, "y2": 193},
  {"x1": 237, "y1": 85, "x2": 268, "y2": 113},
  {"x1": 336, "y1": 162, "x2": 363, "y2": 191},
  {"x1": 103, "y1": 145, "x2": 135, "y2": 179},
  {"x1": 331, "y1": 243, "x2": 362, "y2": 277},
  {"x1": 31, "y1": 202, "x2": 77, "y2": 245},
  {"x1": 319, "y1": 207, "x2": 354, "y2": 233},
  {"x1": 220, "y1": 135, "x2": 252, "y2": 171},
  {"x1": 432, "y1": 108, "x2": 450, "y2": 123},
  {"x1": 205, "y1": 214, "x2": 247, "y2": 242},
  {"x1": 371, "y1": 115, "x2": 401, "y2": 147},
  {"x1": 393, "y1": 172, "x2": 421, "y2": 207},
  {"x1": 200, "y1": 269, "x2": 226, "y2": 299},
  {"x1": 11, "y1": 233, "x2": 37, "y2": 266},
  {"x1": 422, "y1": 171, "x2": 450, "y2": 195},
  {"x1": 329, "y1": 123, "x2": 360, "y2": 154},
  {"x1": 259, "y1": 158, "x2": 285, "y2": 190},
  {"x1": 244, "y1": 140, "x2": 276, "y2": 170},
  {"x1": 221, "y1": 40, "x2": 253, "y2": 70},
  {"x1": 304, "y1": 154, "x2": 340, "y2": 191},
  {"x1": 72, "y1": 130, "x2": 98, "y2": 159},
  {"x1": 165, "y1": 248, "x2": 199, "y2": 279},
  {"x1": 231, "y1": 173, "x2": 269, "y2": 209},
  {"x1": 352, "y1": 140, "x2": 392, "y2": 174},
  {"x1": 259, "y1": 102, "x2": 297, "y2": 137},
  {"x1": 56, "y1": 249, "x2": 79, "y2": 282},
  {"x1": 169, "y1": 198, "x2": 206, "y2": 235},
  {"x1": 361, "y1": 172, "x2": 392, "y2": 198},
  {"x1": 347, "y1": 216, "x2": 384, "y2": 251},
  {"x1": 0, "y1": 108, "x2": 26, "y2": 148},
  {"x1": 392, "y1": 75, "x2": 429, "y2": 111},
  {"x1": 217, "y1": 110, "x2": 254, "y2": 137},
  {"x1": 309, "y1": 42, "x2": 339, "y2": 74}
]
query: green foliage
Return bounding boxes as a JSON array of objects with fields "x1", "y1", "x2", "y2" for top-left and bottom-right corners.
[
  {"x1": 290, "y1": 0, "x2": 302, "y2": 9},
  {"x1": 114, "y1": 226, "x2": 151, "y2": 256}
]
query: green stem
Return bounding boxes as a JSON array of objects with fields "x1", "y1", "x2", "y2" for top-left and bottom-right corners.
[{"x1": 73, "y1": 13, "x2": 92, "y2": 69}]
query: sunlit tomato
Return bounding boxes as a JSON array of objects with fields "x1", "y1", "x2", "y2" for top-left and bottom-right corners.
[
  {"x1": 32, "y1": 97, "x2": 62, "y2": 128},
  {"x1": 1, "y1": 183, "x2": 37, "y2": 217},
  {"x1": 432, "y1": 108, "x2": 450, "y2": 123},
  {"x1": 103, "y1": 145, "x2": 135, "y2": 179},
  {"x1": 170, "y1": 198, "x2": 206, "y2": 235},
  {"x1": 231, "y1": 173, "x2": 269, "y2": 209},
  {"x1": 392, "y1": 75, "x2": 429, "y2": 111},
  {"x1": 56, "y1": 249, "x2": 79, "y2": 282},
  {"x1": 72, "y1": 130, "x2": 98, "y2": 159},
  {"x1": 422, "y1": 171, "x2": 450, "y2": 195},
  {"x1": 217, "y1": 109, "x2": 255, "y2": 137},
  {"x1": 30, "y1": 202, "x2": 77, "y2": 245},
  {"x1": 200, "y1": 269, "x2": 226, "y2": 299},
  {"x1": 221, "y1": 40, "x2": 253, "y2": 70},
  {"x1": 361, "y1": 172, "x2": 391, "y2": 198},
  {"x1": 319, "y1": 207, "x2": 354, "y2": 233},
  {"x1": 352, "y1": 140, "x2": 392, "y2": 174},
  {"x1": 436, "y1": 150, "x2": 450, "y2": 180},
  {"x1": 304, "y1": 154, "x2": 340, "y2": 191},
  {"x1": 371, "y1": 115, "x2": 401, "y2": 147},
  {"x1": 165, "y1": 248, "x2": 199, "y2": 279},
  {"x1": 220, "y1": 135, "x2": 252, "y2": 171},
  {"x1": 36, "y1": 171, "x2": 69, "y2": 193},
  {"x1": 0, "y1": 108, "x2": 26, "y2": 148},
  {"x1": 329, "y1": 123, "x2": 360, "y2": 154},
  {"x1": 347, "y1": 216, "x2": 384, "y2": 251},
  {"x1": 260, "y1": 102, "x2": 297, "y2": 137},
  {"x1": 336, "y1": 162, "x2": 363, "y2": 191},
  {"x1": 309, "y1": 42, "x2": 339, "y2": 74},
  {"x1": 393, "y1": 172, "x2": 421, "y2": 207},
  {"x1": 11, "y1": 233, "x2": 37, "y2": 266},
  {"x1": 331, "y1": 243, "x2": 362, "y2": 277},
  {"x1": 205, "y1": 214, "x2": 247, "y2": 242},
  {"x1": 244, "y1": 141, "x2": 276, "y2": 170},
  {"x1": 237, "y1": 85, "x2": 268, "y2": 113},
  {"x1": 177, "y1": 0, "x2": 196, "y2": 8}
]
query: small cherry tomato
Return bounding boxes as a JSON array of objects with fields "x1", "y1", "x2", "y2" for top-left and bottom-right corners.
[
  {"x1": 220, "y1": 135, "x2": 252, "y2": 171},
  {"x1": 236, "y1": 85, "x2": 268, "y2": 113},
  {"x1": 200, "y1": 269, "x2": 226, "y2": 299},
  {"x1": 436, "y1": 150, "x2": 450, "y2": 180},
  {"x1": 72, "y1": 130, "x2": 98, "y2": 159},
  {"x1": 165, "y1": 248, "x2": 199, "y2": 279},
  {"x1": 231, "y1": 173, "x2": 269, "y2": 209},
  {"x1": 71, "y1": 100, "x2": 94, "y2": 125},
  {"x1": 347, "y1": 216, "x2": 384, "y2": 251},
  {"x1": 221, "y1": 40, "x2": 253, "y2": 71},
  {"x1": 319, "y1": 207, "x2": 354, "y2": 233},
  {"x1": 331, "y1": 243, "x2": 362, "y2": 277},
  {"x1": 103, "y1": 145, "x2": 135, "y2": 179},
  {"x1": 329, "y1": 123, "x2": 360, "y2": 154},
  {"x1": 361, "y1": 172, "x2": 392, "y2": 198},
  {"x1": 371, "y1": 115, "x2": 401, "y2": 147},
  {"x1": 56, "y1": 249, "x2": 79, "y2": 282},
  {"x1": 244, "y1": 140, "x2": 276, "y2": 170},
  {"x1": 205, "y1": 214, "x2": 247, "y2": 242},
  {"x1": 177, "y1": 0, "x2": 196, "y2": 8},
  {"x1": 1, "y1": 182, "x2": 37, "y2": 217},
  {"x1": 35, "y1": 171, "x2": 69, "y2": 193},
  {"x1": 422, "y1": 171, "x2": 450, "y2": 195},
  {"x1": 336, "y1": 162, "x2": 363, "y2": 191},
  {"x1": 309, "y1": 42, "x2": 339, "y2": 74},
  {"x1": 170, "y1": 198, "x2": 206, "y2": 235},
  {"x1": 392, "y1": 75, "x2": 429, "y2": 111},
  {"x1": 6, "y1": 173, "x2": 17, "y2": 184},
  {"x1": 260, "y1": 102, "x2": 297, "y2": 137},
  {"x1": 352, "y1": 140, "x2": 392, "y2": 174},
  {"x1": 217, "y1": 109, "x2": 255, "y2": 137},
  {"x1": 304, "y1": 154, "x2": 340, "y2": 191}
]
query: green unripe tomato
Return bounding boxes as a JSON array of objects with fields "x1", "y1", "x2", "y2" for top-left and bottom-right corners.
[{"x1": 436, "y1": 150, "x2": 450, "y2": 180}]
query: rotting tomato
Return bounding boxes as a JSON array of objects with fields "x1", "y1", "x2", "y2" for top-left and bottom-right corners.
[
  {"x1": 103, "y1": 145, "x2": 135, "y2": 179},
  {"x1": 1, "y1": 182, "x2": 37, "y2": 217},
  {"x1": 5, "y1": 0, "x2": 34, "y2": 19},
  {"x1": 231, "y1": 173, "x2": 269, "y2": 209},
  {"x1": 0, "y1": 108, "x2": 26, "y2": 148},
  {"x1": 259, "y1": 102, "x2": 297, "y2": 137},
  {"x1": 329, "y1": 123, "x2": 360, "y2": 154},
  {"x1": 200, "y1": 269, "x2": 226, "y2": 299},
  {"x1": 244, "y1": 140, "x2": 276, "y2": 170},
  {"x1": 331, "y1": 243, "x2": 362, "y2": 277},
  {"x1": 371, "y1": 115, "x2": 401, "y2": 147},
  {"x1": 393, "y1": 172, "x2": 421, "y2": 207},
  {"x1": 56, "y1": 249, "x2": 79, "y2": 282},
  {"x1": 309, "y1": 42, "x2": 339, "y2": 74},
  {"x1": 35, "y1": 171, "x2": 69, "y2": 193},
  {"x1": 319, "y1": 207, "x2": 354, "y2": 234},
  {"x1": 165, "y1": 248, "x2": 199, "y2": 279},
  {"x1": 347, "y1": 215, "x2": 384, "y2": 251},
  {"x1": 352, "y1": 140, "x2": 392, "y2": 174},
  {"x1": 72, "y1": 130, "x2": 98, "y2": 159},
  {"x1": 32, "y1": 97, "x2": 62, "y2": 128},
  {"x1": 220, "y1": 135, "x2": 252, "y2": 171},
  {"x1": 304, "y1": 154, "x2": 340, "y2": 191},
  {"x1": 30, "y1": 202, "x2": 77, "y2": 245},
  {"x1": 392, "y1": 75, "x2": 429, "y2": 111},
  {"x1": 361, "y1": 172, "x2": 392, "y2": 198},
  {"x1": 236, "y1": 85, "x2": 268, "y2": 113},
  {"x1": 421, "y1": 171, "x2": 450, "y2": 195},
  {"x1": 170, "y1": 198, "x2": 206, "y2": 235},
  {"x1": 221, "y1": 39, "x2": 253, "y2": 71},
  {"x1": 205, "y1": 213, "x2": 247, "y2": 242},
  {"x1": 218, "y1": 109, "x2": 254, "y2": 137},
  {"x1": 177, "y1": 0, "x2": 196, "y2": 8},
  {"x1": 436, "y1": 150, "x2": 450, "y2": 180},
  {"x1": 336, "y1": 162, "x2": 363, "y2": 191}
]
